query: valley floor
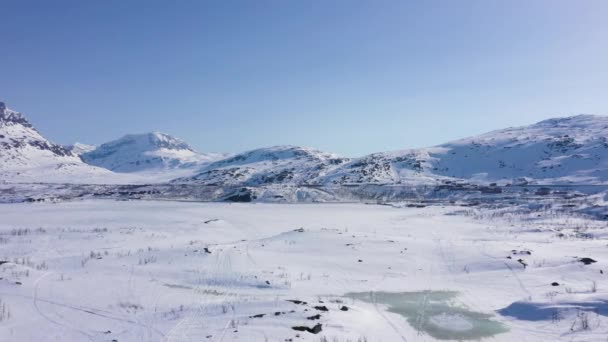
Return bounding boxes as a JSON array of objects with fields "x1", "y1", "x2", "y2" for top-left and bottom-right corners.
[{"x1": 0, "y1": 200, "x2": 607, "y2": 341}]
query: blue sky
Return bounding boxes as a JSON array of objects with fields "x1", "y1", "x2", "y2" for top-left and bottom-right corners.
[{"x1": 1, "y1": 1, "x2": 607, "y2": 156}]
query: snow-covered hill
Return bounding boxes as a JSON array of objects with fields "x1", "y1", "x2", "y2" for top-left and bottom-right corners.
[
  {"x1": 0, "y1": 102, "x2": 121, "y2": 184},
  {"x1": 81, "y1": 132, "x2": 225, "y2": 177},
  {"x1": 322, "y1": 114, "x2": 608, "y2": 185},
  {"x1": 65, "y1": 142, "x2": 96, "y2": 156},
  {"x1": 172, "y1": 145, "x2": 349, "y2": 186}
]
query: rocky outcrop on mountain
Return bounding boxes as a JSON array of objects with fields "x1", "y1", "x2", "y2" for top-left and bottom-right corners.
[{"x1": 172, "y1": 145, "x2": 349, "y2": 186}]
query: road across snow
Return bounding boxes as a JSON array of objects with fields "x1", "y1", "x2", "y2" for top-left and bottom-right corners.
[{"x1": 0, "y1": 200, "x2": 606, "y2": 341}]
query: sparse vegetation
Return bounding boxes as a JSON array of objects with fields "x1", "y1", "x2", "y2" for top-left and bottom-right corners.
[{"x1": 0, "y1": 298, "x2": 10, "y2": 322}]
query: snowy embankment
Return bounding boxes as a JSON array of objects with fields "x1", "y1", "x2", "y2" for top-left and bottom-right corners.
[{"x1": 0, "y1": 201, "x2": 607, "y2": 341}]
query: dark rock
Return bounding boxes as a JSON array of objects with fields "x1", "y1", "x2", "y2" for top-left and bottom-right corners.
[
  {"x1": 292, "y1": 323, "x2": 322, "y2": 334},
  {"x1": 517, "y1": 259, "x2": 527, "y2": 269},
  {"x1": 340, "y1": 306, "x2": 349, "y2": 311},
  {"x1": 479, "y1": 186, "x2": 502, "y2": 194},
  {"x1": 535, "y1": 187, "x2": 552, "y2": 196},
  {"x1": 307, "y1": 314, "x2": 321, "y2": 320},
  {"x1": 579, "y1": 257, "x2": 597, "y2": 265},
  {"x1": 551, "y1": 282, "x2": 560, "y2": 286},
  {"x1": 309, "y1": 323, "x2": 323, "y2": 334},
  {"x1": 224, "y1": 188, "x2": 256, "y2": 202},
  {"x1": 314, "y1": 305, "x2": 328, "y2": 311}
]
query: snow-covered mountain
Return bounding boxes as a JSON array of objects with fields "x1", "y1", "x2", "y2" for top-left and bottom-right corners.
[
  {"x1": 0, "y1": 102, "x2": 117, "y2": 183},
  {"x1": 4, "y1": 99, "x2": 608, "y2": 188},
  {"x1": 172, "y1": 145, "x2": 349, "y2": 186},
  {"x1": 322, "y1": 114, "x2": 608, "y2": 185},
  {"x1": 65, "y1": 142, "x2": 96, "y2": 156},
  {"x1": 81, "y1": 132, "x2": 225, "y2": 174}
]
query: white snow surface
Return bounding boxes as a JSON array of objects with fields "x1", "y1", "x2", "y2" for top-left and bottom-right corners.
[{"x1": 0, "y1": 200, "x2": 607, "y2": 341}]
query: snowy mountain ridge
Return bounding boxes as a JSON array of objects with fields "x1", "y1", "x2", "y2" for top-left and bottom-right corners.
[
  {"x1": 66, "y1": 142, "x2": 96, "y2": 156},
  {"x1": 172, "y1": 145, "x2": 349, "y2": 186},
  {"x1": 0, "y1": 101, "x2": 32, "y2": 127},
  {"x1": 81, "y1": 132, "x2": 226, "y2": 173},
  {"x1": 321, "y1": 114, "x2": 608, "y2": 185},
  {"x1": 0, "y1": 102, "x2": 119, "y2": 183},
  {"x1": 2, "y1": 100, "x2": 608, "y2": 187}
]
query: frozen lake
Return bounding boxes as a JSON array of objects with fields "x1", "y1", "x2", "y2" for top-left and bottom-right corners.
[{"x1": 0, "y1": 200, "x2": 606, "y2": 341}]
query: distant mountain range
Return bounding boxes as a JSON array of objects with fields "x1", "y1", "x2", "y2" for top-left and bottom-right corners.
[{"x1": 2, "y1": 100, "x2": 608, "y2": 186}]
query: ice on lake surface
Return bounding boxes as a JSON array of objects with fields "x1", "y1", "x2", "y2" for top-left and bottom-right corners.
[
  {"x1": 347, "y1": 291, "x2": 508, "y2": 340},
  {"x1": 499, "y1": 300, "x2": 608, "y2": 321}
]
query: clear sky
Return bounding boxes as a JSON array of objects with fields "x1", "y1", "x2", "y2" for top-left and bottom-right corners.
[{"x1": 1, "y1": 1, "x2": 607, "y2": 157}]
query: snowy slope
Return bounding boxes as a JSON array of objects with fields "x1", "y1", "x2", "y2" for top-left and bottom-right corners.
[
  {"x1": 318, "y1": 149, "x2": 449, "y2": 186},
  {"x1": 65, "y1": 142, "x2": 96, "y2": 156},
  {"x1": 322, "y1": 115, "x2": 608, "y2": 185},
  {"x1": 430, "y1": 115, "x2": 608, "y2": 184},
  {"x1": 172, "y1": 145, "x2": 349, "y2": 186},
  {"x1": 0, "y1": 102, "x2": 123, "y2": 184},
  {"x1": 81, "y1": 132, "x2": 225, "y2": 175}
]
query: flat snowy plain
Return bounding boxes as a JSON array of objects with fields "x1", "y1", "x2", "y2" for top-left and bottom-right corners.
[{"x1": 0, "y1": 200, "x2": 607, "y2": 341}]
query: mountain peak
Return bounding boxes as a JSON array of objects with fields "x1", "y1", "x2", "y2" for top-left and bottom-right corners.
[
  {"x1": 114, "y1": 132, "x2": 194, "y2": 152},
  {"x1": 0, "y1": 101, "x2": 32, "y2": 127},
  {"x1": 66, "y1": 142, "x2": 97, "y2": 156},
  {"x1": 0, "y1": 102, "x2": 103, "y2": 183},
  {"x1": 80, "y1": 132, "x2": 222, "y2": 173}
]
